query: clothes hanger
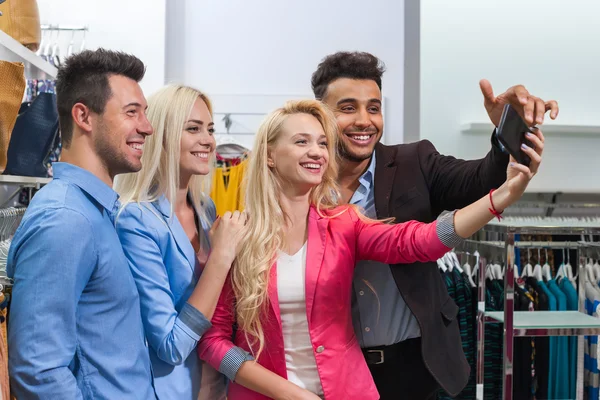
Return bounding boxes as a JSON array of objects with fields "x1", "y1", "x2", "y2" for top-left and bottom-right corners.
[
  {"x1": 541, "y1": 248, "x2": 552, "y2": 281},
  {"x1": 43, "y1": 29, "x2": 56, "y2": 62},
  {"x1": 36, "y1": 30, "x2": 48, "y2": 57},
  {"x1": 215, "y1": 114, "x2": 251, "y2": 153},
  {"x1": 449, "y1": 251, "x2": 463, "y2": 274},
  {"x1": 492, "y1": 260, "x2": 503, "y2": 280},
  {"x1": 532, "y1": 248, "x2": 543, "y2": 282},
  {"x1": 442, "y1": 253, "x2": 454, "y2": 272},
  {"x1": 80, "y1": 29, "x2": 86, "y2": 53},
  {"x1": 592, "y1": 258, "x2": 600, "y2": 283},
  {"x1": 471, "y1": 251, "x2": 480, "y2": 279},
  {"x1": 51, "y1": 30, "x2": 61, "y2": 67},
  {"x1": 66, "y1": 30, "x2": 76, "y2": 60},
  {"x1": 565, "y1": 248, "x2": 576, "y2": 286},
  {"x1": 462, "y1": 261, "x2": 476, "y2": 288},
  {"x1": 521, "y1": 248, "x2": 533, "y2": 278},
  {"x1": 437, "y1": 258, "x2": 447, "y2": 273}
]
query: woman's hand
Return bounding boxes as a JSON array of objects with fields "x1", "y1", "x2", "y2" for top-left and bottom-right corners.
[
  {"x1": 277, "y1": 388, "x2": 322, "y2": 400},
  {"x1": 494, "y1": 127, "x2": 544, "y2": 211},
  {"x1": 209, "y1": 210, "x2": 247, "y2": 265}
]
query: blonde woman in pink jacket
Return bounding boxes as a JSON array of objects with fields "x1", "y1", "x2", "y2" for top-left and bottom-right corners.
[{"x1": 198, "y1": 99, "x2": 544, "y2": 400}]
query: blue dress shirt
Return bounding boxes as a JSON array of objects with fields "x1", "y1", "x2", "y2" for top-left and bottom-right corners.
[
  {"x1": 7, "y1": 162, "x2": 156, "y2": 400},
  {"x1": 350, "y1": 152, "x2": 422, "y2": 348},
  {"x1": 116, "y1": 196, "x2": 219, "y2": 400}
]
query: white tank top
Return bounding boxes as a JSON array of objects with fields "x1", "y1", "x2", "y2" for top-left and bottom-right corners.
[{"x1": 277, "y1": 243, "x2": 324, "y2": 396}]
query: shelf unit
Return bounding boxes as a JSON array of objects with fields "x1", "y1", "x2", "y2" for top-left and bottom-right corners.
[
  {"x1": 0, "y1": 29, "x2": 57, "y2": 80},
  {"x1": 456, "y1": 222, "x2": 600, "y2": 400},
  {"x1": 0, "y1": 29, "x2": 55, "y2": 198},
  {"x1": 461, "y1": 122, "x2": 600, "y2": 137},
  {"x1": 0, "y1": 175, "x2": 51, "y2": 187}
]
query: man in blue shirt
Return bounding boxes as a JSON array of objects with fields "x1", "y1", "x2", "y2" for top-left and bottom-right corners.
[
  {"x1": 311, "y1": 51, "x2": 559, "y2": 399},
  {"x1": 8, "y1": 49, "x2": 156, "y2": 399}
]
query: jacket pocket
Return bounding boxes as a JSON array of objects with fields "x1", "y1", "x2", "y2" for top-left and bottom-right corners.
[
  {"x1": 440, "y1": 296, "x2": 459, "y2": 324},
  {"x1": 391, "y1": 186, "x2": 420, "y2": 212}
]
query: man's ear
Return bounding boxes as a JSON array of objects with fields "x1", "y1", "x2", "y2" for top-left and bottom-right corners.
[{"x1": 71, "y1": 103, "x2": 93, "y2": 134}]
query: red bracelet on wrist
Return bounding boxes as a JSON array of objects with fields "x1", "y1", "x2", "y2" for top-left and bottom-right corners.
[{"x1": 488, "y1": 189, "x2": 504, "y2": 221}]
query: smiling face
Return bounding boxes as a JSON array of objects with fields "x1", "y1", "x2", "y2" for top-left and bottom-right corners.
[
  {"x1": 179, "y1": 97, "x2": 216, "y2": 180},
  {"x1": 322, "y1": 78, "x2": 383, "y2": 163},
  {"x1": 93, "y1": 74, "x2": 153, "y2": 175},
  {"x1": 268, "y1": 113, "x2": 330, "y2": 191}
]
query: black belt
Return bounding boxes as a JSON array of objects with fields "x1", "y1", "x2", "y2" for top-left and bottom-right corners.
[{"x1": 362, "y1": 337, "x2": 421, "y2": 365}]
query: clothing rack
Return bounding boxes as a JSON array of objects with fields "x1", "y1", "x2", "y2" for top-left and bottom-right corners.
[
  {"x1": 0, "y1": 207, "x2": 26, "y2": 289},
  {"x1": 455, "y1": 221, "x2": 600, "y2": 400},
  {"x1": 217, "y1": 113, "x2": 259, "y2": 136},
  {"x1": 40, "y1": 25, "x2": 88, "y2": 31}
]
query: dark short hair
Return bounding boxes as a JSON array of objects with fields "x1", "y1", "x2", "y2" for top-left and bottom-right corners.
[
  {"x1": 56, "y1": 48, "x2": 146, "y2": 147},
  {"x1": 311, "y1": 51, "x2": 386, "y2": 100}
]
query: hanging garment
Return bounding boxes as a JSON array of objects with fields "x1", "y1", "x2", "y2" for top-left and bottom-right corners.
[
  {"x1": 484, "y1": 278, "x2": 504, "y2": 400},
  {"x1": 438, "y1": 268, "x2": 475, "y2": 400},
  {"x1": 210, "y1": 159, "x2": 248, "y2": 216},
  {"x1": 514, "y1": 284, "x2": 534, "y2": 400},
  {"x1": 558, "y1": 278, "x2": 578, "y2": 399},
  {"x1": 537, "y1": 280, "x2": 558, "y2": 399},
  {"x1": 547, "y1": 279, "x2": 570, "y2": 399},
  {"x1": 526, "y1": 277, "x2": 550, "y2": 400},
  {"x1": 585, "y1": 289, "x2": 600, "y2": 400}
]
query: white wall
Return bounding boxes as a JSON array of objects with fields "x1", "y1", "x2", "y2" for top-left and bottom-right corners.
[
  {"x1": 421, "y1": 0, "x2": 600, "y2": 193},
  {"x1": 36, "y1": 0, "x2": 166, "y2": 95},
  {"x1": 166, "y1": 0, "x2": 405, "y2": 149}
]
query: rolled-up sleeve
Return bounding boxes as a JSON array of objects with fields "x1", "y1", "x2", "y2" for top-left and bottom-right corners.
[
  {"x1": 7, "y1": 208, "x2": 97, "y2": 399},
  {"x1": 198, "y1": 275, "x2": 254, "y2": 381},
  {"x1": 117, "y1": 205, "x2": 211, "y2": 366}
]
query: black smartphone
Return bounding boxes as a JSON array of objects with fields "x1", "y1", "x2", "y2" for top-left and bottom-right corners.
[{"x1": 496, "y1": 104, "x2": 533, "y2": 167}]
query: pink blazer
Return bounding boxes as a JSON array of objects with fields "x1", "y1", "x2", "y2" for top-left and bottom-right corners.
[{"x1": 198, "y1": 206, "x2": 453, "y2": 400}]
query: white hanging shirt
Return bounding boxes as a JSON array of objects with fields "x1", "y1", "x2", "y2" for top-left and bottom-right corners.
[{"x1": 276, "y1": 243, "x2": 324, "y2": 396}]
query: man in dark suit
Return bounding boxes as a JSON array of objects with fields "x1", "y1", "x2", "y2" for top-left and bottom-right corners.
[{"x1": 311, "y1": 51, "x2": 559, "y2": 400}]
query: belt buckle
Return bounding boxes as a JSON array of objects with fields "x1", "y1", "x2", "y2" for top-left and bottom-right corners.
[{"x1": 367, "y1": 349, "x2": 384, "y2": 365}]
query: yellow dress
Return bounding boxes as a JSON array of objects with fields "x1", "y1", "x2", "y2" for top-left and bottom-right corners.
[{"x1": 210, "y1": 159, "x2": 247, "y2": 216}]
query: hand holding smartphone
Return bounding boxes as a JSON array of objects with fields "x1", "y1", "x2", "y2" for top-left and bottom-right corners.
[{"x1": 496, "y1": 104, "x2": 534, "y2": 167}]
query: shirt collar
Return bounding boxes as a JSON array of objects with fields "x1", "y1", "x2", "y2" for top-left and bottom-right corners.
[
  {"x1": 52, "y1": 162, "x2": 120, "y2": 214},
  {"x1": 358, "y1": 152, "x2": 376, "y2": 191}
]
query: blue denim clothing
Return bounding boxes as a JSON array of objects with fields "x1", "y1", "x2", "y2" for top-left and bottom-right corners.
[
  {"x1": 116, "y1": 196, "x2": 222, "y2": 399},
  {"x1": 7, "y1": 162, "x2": 156, "y2": 400}
]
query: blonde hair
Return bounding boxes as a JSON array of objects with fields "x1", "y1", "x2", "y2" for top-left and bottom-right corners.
[
  {"x1": 114, "y1": 84, "x2": 214, "y2": 218},
  {"x1": 233, "y1": 99, "x2": 341, "y2": 358}
]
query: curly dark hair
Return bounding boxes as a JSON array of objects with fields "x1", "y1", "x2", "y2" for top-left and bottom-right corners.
[
  {"x1": 56, "y1": 48, "x2": 146, "y2": 147},
  {"x1": 311, "y1": 51, "x2": 386, "y2": 100}
]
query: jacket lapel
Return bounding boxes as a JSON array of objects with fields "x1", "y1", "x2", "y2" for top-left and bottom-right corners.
[
  {"x1": 306, "y1": 207, "x2": 328, "y2": 323},
  {"x1": 267, "y1": 263, "x2": 282, "y2": 332},
  {"x1": 374, "y1": 143, "x2": 397, "y2": 218},
  {"x1": 152, "y1": 196, "x2": 196, "y2": 274}
]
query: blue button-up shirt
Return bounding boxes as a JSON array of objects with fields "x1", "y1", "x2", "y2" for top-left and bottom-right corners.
[
  {"x1": 350, "y1": 153, "x2": 422, "y2": 348},
  {"x1": 7, "y1": 163, "x2": 156, "y2": 400}
]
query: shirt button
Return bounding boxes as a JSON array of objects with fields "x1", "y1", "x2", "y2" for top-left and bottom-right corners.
[
  {"x1": 316, "y1": 345, "x2": 325, "y2": 353},
  {"x1": 359, "y1": 290, "x2": 365, "y2": 296},
  {"x1": 365, "y1": 327, "x2": 371, "y2": 332}
]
